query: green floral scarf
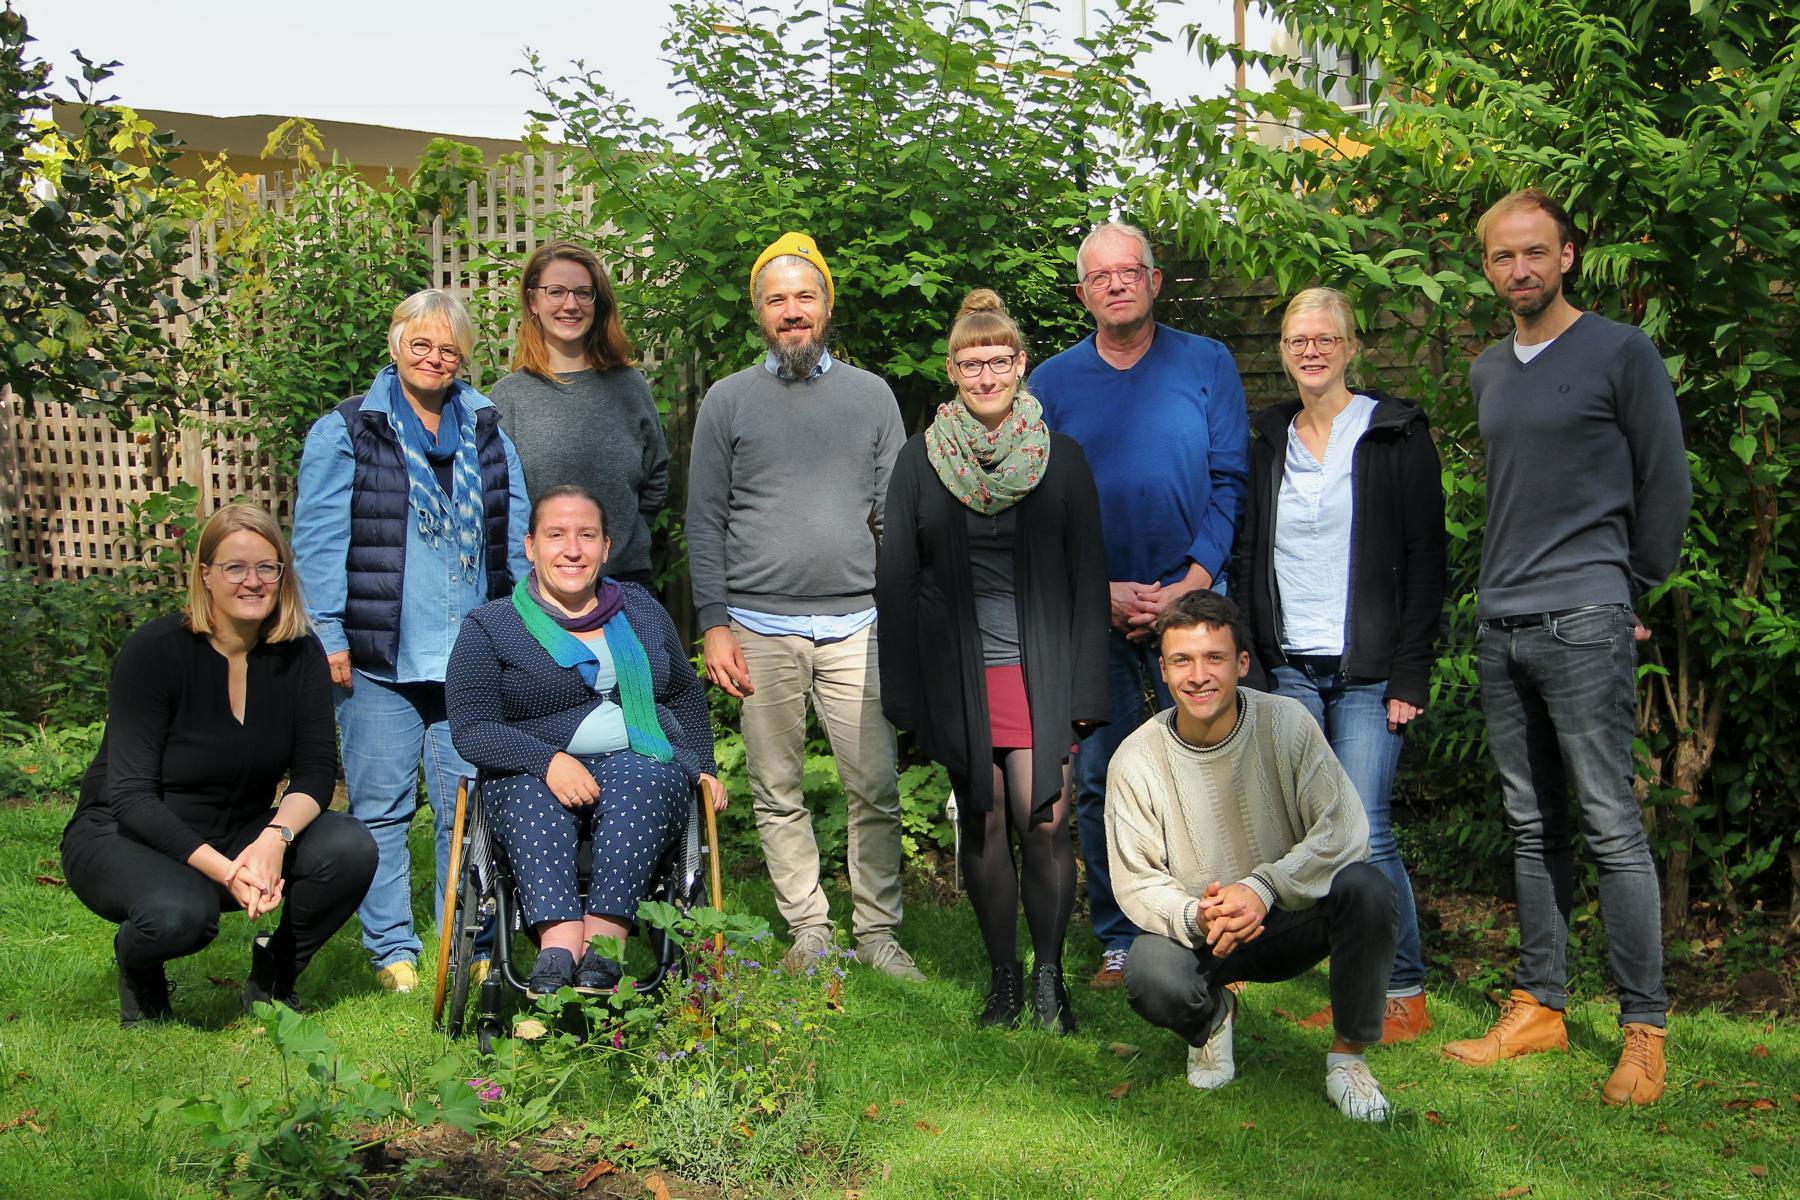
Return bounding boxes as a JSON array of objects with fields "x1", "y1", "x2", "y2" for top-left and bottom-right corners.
[{"x1": 923, "y1": 390, "x2": 1052, "y2": 514}]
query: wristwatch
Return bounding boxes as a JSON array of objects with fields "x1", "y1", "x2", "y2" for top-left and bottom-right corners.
[{"x1": 266, "y1": 822, "x2": 295, "y2": 845}]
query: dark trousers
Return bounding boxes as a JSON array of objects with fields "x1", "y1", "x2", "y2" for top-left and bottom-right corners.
[
  {"x1": 1125, "y1": 862, "x2": 1396, "y2": 1046},
  {"x1": 62, "y1": 810, "x2": 378, "y2": 990}
]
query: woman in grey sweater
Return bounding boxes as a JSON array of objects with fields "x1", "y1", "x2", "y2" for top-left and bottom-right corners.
[{"x1": 490, "y1": 242, "x2": 670, "y2": 586}]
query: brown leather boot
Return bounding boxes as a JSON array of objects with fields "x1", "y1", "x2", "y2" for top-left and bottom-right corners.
[
  {"x1": 1441, "y1": 989, "x2": 1568, "y2": 1065},
  {"x1": 1381, "y1": 993, "x2": 1433, "y2": 1043},
  {"x1": 1601, "y1": 1023, "x2": 1667, "y2": 1106}
]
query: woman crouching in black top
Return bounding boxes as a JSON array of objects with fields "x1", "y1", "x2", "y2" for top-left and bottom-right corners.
[{"x1": 61, "y1": 503, "x2": 377, "y2": 1024}]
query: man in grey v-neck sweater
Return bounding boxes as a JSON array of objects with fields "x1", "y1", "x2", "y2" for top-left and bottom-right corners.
[
  {"x1": 1444, "y1": 189, "x2": 1689, "y2": 1109},
  {"x1": 685, "y1": 233, "x2": 919, "y2": 981}
]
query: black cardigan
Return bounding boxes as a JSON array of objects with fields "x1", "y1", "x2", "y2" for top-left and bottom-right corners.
[
  {"x1": 67, "y1": 614, "x2": 338, "y2": 862},
  {"x1": 445, "y1": 584, "x2": 716, "y2": 786},
  {"x1": 877, "y1": 432, "x2": 1111, "y2": 818},
  {"x1": 1238, "y1": 391, "x2": 1447, "y2": 707}
]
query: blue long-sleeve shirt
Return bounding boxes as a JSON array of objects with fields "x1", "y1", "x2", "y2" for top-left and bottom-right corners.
[
  {"x1": 293, "y1": 377, "x2": 531, "y2": 684},
  {"x1": 1030, "y1": 325, "x2": 1250, "y2": 587}
]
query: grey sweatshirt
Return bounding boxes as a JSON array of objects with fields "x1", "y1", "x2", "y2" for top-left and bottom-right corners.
[
  {"x1": 1471, "y1": 312, "x2": 1690, "y2": 618},
  {"x1": 488, "y1": 366, "x2": 670, "y2": 579},
  {"x1": 1106, "y1": 689, "x2": 1371, "y2": 948},
  {"x1": 686, "y1": 361, "x2": 905, "y2": 631}
]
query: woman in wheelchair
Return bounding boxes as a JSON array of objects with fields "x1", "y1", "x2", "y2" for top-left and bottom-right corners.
[
  {"x1": 446, "y1": 485, "x2": 725, "y2": 996},
  {"x1": 60, "y1": 503, "x2": 378, "y2": 1025}
]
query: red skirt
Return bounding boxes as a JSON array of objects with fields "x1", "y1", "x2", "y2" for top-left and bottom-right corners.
[{"x1": 985, "y1": 664, "x2": 1033, "y2": 750}]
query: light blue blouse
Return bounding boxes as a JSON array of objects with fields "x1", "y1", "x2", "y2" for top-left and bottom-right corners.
[
  {"x1": 1274, "y1": 393, "x2": 1377, "y2": 657},
  {"x1": 565, "y1": 634, "x2": 630, "y2": 754}
]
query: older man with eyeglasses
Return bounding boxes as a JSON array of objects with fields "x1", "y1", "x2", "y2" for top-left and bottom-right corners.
[{"x1": 1028, "y1": 221, "x2": 1250, "y2": 991}]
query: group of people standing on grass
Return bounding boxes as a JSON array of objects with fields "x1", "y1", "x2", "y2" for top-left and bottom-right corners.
[{"x1": 59, "y1": 184, "x2": 1689, "y2": 1122}]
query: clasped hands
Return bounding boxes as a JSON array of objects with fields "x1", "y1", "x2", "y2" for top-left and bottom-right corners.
[
  {"x1": 225, "y1": 831, "x2": 287, "y2": 920},
  {"x1": 1196, "y1": 880, "x2": 1268, "y2": 959},
  {"x1": 1111, "y1": 569, "x2": 1212, "y2": 642}
]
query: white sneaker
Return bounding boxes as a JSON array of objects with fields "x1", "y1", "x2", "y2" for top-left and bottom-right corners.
[
  {"x1": 1185, "y1": 1001, "x2": 1236, "y2": 1090},
  {"x1": 1325, "y1": 1059, "x2": 1392, "y2": 1122}
]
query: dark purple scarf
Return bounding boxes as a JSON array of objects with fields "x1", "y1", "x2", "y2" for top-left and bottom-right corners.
[{"x1": 525, "y1": 570, "x2": 625, "y2": 632}]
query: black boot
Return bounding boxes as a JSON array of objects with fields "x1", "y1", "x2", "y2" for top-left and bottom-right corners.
[
  {"x1": 241, "y1": 933, "x2": 303, "y2": 1013},
  {"x1": 978, "y1": 961, "x2": 1025, "y2": 1028},
  {"x1": 116, "y1": 932, "x2": 173, "y2": 1027},
  {"x1": 1030, "y1": 961, "x2": 1075, "y2": 1035}
]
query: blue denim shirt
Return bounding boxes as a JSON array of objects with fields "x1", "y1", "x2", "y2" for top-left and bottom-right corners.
[{"x1": 294, "y1": 378, "x2": 531, "y2": 684}]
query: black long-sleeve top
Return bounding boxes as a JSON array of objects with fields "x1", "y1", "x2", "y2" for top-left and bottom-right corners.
[
  {"x1": 445, "y1": 583, "x2": 716, "y2": 786},
  {"x1": 877, "y1": 432, "x2": 1112, "y2": 818},
  {"x1": 68, "y1": 614, "x2": 339, "y2": 862}
]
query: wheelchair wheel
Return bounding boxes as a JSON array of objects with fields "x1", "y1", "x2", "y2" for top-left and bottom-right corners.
[
  {"x1": 431, "y1": 780, "x2": 471, "y2": 1031},
  {"x1": 444, "y1": 786, "x2": 493, "y2": 1039}
]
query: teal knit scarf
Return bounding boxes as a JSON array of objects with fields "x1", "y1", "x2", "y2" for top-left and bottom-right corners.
[{"x1": 510, "y1": 576, "x2": 673, "y2": 764}]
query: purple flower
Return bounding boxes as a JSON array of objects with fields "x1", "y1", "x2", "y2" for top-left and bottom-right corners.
[{"x1": 465, "y1": 1077, "x2": 502, "y2": 1102}]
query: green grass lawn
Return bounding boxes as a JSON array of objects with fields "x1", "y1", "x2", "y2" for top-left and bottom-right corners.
[{"x1": 2, "y1": 794, "x2": 1795, "y2": 1199}]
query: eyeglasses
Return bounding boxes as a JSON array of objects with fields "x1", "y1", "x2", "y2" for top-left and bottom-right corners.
[
  {"x1": 952, "y1": 352, "x2": 1021, "y2": 380},
  {"x1": 1081, "y1": 264, "x2": 1150, "y2": 291},
  {"x1": 211, "y1": 560, "x2": 284, "y2": 584},
  {"x1": 405, "y1": 338, "x2": 463, "y2": 364},
  {"x1": 530, "y1": 284, "x2": 598, "y2": 306},
  {"x1": 1281, "y1": 334, "x2": 1345, "y2": 355}
]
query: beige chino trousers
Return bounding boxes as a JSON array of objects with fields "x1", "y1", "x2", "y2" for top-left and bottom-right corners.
[{"x1": 732, "y1": 620, "x2": 903, "y2": 941}]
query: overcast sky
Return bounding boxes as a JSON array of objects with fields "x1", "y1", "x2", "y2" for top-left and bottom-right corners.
[{"x1": 20, "y1": 1, "x2": 1274, "y2": 140}]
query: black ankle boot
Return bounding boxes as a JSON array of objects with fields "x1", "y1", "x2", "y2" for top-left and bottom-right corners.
[
  {"x1": 241, "y1": 933, "x2": 303, "y2": 1013},
  {"x1": 116, "y1": 932, "x2": 173, "y2": 1027},
  {"x1": 978, "y1": 961, "x2": 1025, "y2": 1027},
  {"x1": 1030, "y1": 961, "x2": 1075, "y2": 1035}
]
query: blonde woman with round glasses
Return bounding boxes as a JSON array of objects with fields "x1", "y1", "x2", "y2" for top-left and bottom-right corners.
[
  {"x1": 61, "y1": 503, "x2": 378, "y2": 1023},
  {"x1": 877, "y1": 288, "x2": 1110, "y2": 1034},
  {"x1": 293, "y1": 288, "x2": 531, "y2": 994},
  {"x1": 1239, "y1": 287, "x2": 1446, "y2": 1043}
]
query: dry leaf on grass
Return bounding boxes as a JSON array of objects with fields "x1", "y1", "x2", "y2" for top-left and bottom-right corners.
[
  {"x1": 1106, "y1": 1042, "x2": 1140, "y2": 1058},
  {"x1": 1424, "y1": 1111, "x2": 1446, "y2": 1126},
  {"x1": 514, "y1": 1018, "x2": 549, "y2": 1040},
  {"x1": 643, "y1": 1171, "x2": 671, "y2": 1200},
  {"x1": 31, "y1": 874, "x2": 64, "y2": 887},
  {"x1": 1748, "y1": 1165, "x2": 1769, "y2": 1178},
  {"x1": 1750, "y1": 1044, "x2": 1769, "y2": 1058},
  {"x1": 913, "y1": 1120, "x2": 941, "y2": 1135},
  {"x1": 207, "y1": 976, "x2": 239, "y2": 990},
  {"x1": 1238, "y1": 1120, "x2": 1256, "y2": 1130},
  {"x1": 1105, "y1": 1081, "x2": 1132, "y2": 1100},
  {"x1": 889, "y1": 1097, "x2": 907, "y2": 1106},
  {"x1": 1497, "y1": 1186, "x2": 1531, "y2": 1198},
  {"x1": 862, "y1": 1104, "x2": 880, "y2": 1121},
  {"x1": 527, "y1": 1152, "x2": 568, "y2": 1172},
  {"x1": 575, "y1": 1159, "x2": 616, "y2": 1189}
]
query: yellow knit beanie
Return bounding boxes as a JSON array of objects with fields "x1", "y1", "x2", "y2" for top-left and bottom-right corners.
[{"x1": 749, "y1": 232, "x2": 834, "y2": 306}]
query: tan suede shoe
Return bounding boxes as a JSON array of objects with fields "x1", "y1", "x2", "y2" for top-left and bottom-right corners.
[
  {"x1": 1441, "y1": 989, "x2": 1568, "y2": 1064},
  {"x1": 1381, "y1": 993, "x2": 1433, "y2": 1043},
  {"x1": 1601, "y1": 1023, "x2": 1667, "y2": 1106}
]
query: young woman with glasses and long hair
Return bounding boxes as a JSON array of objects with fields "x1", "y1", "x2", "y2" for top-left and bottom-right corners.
[{"x1": 489, "y1": 242, "x2": 670, "y2": 588}]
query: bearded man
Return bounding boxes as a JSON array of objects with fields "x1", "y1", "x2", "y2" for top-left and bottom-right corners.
[{"x1": 685, "y1": 233, "x2": 922, "y2": 980}]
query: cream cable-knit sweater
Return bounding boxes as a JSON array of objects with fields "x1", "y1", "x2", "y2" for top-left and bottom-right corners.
[{"x1": 1105, "y1": 689, "x2": 1370, "y2": 949}]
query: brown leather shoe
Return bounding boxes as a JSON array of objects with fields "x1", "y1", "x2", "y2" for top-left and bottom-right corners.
[
  {"x1": 1602, "y1": 1023, "x2": 1667, "y2": 1106},
  {"x1": 1291, "y1": 994, "x2": 1432, "y2": 1043},
  {"x1": 1381, "y1": 993, "x2": 1433, "y2": 1043},
  {"x1": 1088, "y1": 947, "x2": 1128, "y2": 990},
  {"x1": 1441, "y1": 989, "x2": 1567, "y2": 1065}
]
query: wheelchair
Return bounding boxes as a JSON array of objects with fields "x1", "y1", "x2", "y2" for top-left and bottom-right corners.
[{"x1": 431, "y1": 774, "x2": 721, "y2": 1049}]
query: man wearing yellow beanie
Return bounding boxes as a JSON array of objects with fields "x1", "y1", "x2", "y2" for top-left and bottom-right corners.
[{"x1": 687, "y1": 234, "x2": 923, "y2": 981}]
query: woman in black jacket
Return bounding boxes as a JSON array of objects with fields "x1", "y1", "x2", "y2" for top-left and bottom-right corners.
[
  {"x1": 878, "y1": 288, "x2": 1110, "y2": 1033},
  {"x1": 1240, "y1": 287, "x2": 1446, "y2": 1043}
]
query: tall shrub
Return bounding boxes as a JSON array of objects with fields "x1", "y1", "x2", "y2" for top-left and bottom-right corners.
[{"x1": 1128, "y1": 0, "x2": 1799, "y2": 921}]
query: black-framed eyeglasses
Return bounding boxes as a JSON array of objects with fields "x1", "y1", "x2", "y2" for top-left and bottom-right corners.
[
  {"x1": 405, "y1": 338, "x2": 463, "y2": 364},
  {"x1": 530, "y1": 284, "x2": 598, "y2": 306},
  {"x1": 952, "y1": 352, "x2": 1022, "y2": 380},
  {"x1": 1082, "y1": 264, "x2": 1150, "y2": 291},
  {"x1": 212, "y1": 560, "x2": 284, "y2": 584},
  {"x1": 1281, "y1": 334, "x2": 1345, "y2": 355}
]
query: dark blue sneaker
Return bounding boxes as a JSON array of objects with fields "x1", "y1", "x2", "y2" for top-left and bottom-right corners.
[{"x1": 526, "y1": 947, "x2": 576, "y2": 998}]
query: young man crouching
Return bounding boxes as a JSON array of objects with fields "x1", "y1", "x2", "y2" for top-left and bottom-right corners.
[{"x1": 1106, "y1": 591, "x2": 1400, "y2": 1121}]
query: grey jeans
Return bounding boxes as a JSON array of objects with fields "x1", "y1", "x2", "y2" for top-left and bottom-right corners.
[{"x1": 1479, "y1": 603, "x2": 1667, "y2": 1027}]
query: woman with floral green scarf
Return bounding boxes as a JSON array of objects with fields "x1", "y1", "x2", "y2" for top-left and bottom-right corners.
[{"x1": 877, "y1": 289, "x2": 1111, "y2": 1034}]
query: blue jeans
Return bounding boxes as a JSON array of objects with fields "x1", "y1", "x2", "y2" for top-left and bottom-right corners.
[
  {"x1": 1071, "y1": 630, "x2": 1170, "y2": 952},
  {"x1": 1478, "y1": 604, "x2": 1667, "y2": 1027},
  {"x1": 1269, "y1": 664, "x2": 1423, "y2": 993},
  {"x1": 335, "y1": 672, "x2": 473, "y2": 970}
]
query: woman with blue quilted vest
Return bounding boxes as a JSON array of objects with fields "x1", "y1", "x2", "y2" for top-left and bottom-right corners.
[
  {"x1": 445, "y1": 485, "x2": 725, "y2": 996},
  {"x1": 293, "y1": 288, "x2": 530, "y2": 995}
]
